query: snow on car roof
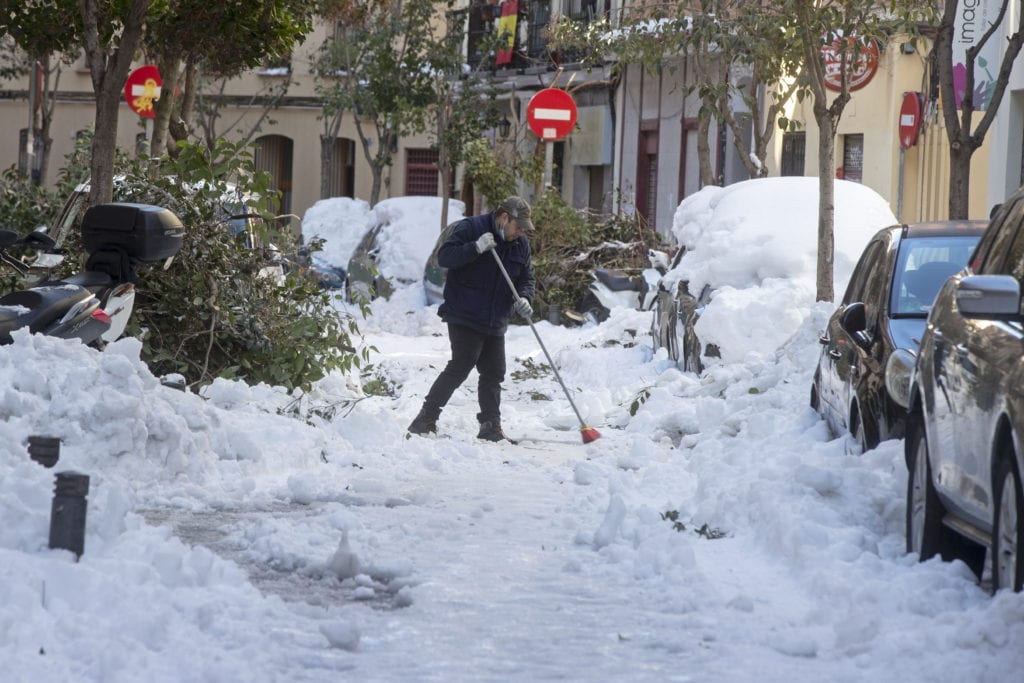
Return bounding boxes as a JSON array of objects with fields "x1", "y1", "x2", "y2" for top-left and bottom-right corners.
[{"x1": 663, "y1": 177, "x2": 898, "y2": 365}]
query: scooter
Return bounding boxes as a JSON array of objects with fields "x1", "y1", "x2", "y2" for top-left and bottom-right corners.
[
  {"x1": 577, "y1": 248, "x2": 671, "y2": 323},
  {"x1": 0, "y1": 229, "x2": 112, "y2": 345},
  {"x1": 0, "y1": 202, "x2": 184, "y2": 347}
]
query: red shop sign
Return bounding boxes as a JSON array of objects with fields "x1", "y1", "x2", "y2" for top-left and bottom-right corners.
[{"x1": 821, "y1": 36, "x2": 880, "y2": 92}]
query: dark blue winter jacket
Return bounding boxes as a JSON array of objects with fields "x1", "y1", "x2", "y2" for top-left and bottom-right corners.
[{"x1": 437, "y1": 211, "x2": 535, "y2": 336}]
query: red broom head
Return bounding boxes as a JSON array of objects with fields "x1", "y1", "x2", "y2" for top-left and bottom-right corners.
[{"x1": 580, "y1": 426, "x2": 601, "y2": 444}]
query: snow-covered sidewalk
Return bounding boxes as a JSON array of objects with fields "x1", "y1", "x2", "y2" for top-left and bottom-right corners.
[{"x1": 4, "y1": 175, "x2": 1024, "y2": 680}]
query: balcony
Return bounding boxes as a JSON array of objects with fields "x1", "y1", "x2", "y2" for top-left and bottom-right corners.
[{"x1": 458, "y1": 0, "x2": 612, "y2": 72}]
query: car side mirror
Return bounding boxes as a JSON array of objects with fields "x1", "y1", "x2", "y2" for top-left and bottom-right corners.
[
  {"x1": 840, "y1": 302, "x2": 866, "y2": 334},
  {"x1": 840, "y1": 302, "x2": 871, "y2": 349},
  {"x1": 955, "y1": 275, "x2": 1021, "y2": 318}
]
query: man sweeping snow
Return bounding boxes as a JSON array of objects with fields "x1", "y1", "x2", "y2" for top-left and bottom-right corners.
[{"x1": 407, "y1": 196, "x2": 536, "y2": 443}]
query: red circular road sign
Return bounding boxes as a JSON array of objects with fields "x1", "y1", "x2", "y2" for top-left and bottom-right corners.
[
  {"x1": 526, "y1": 88, "x2": 578, "y2": 141},
  {"x1": 899, "y1": 92, "x2": 923, "y2": 150},
  {"x1": 124, "y1": 65, "x2": 162, "y2": 118}
]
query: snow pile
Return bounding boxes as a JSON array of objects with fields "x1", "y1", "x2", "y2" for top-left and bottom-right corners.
[
  {"x1": 367, "y1": 197, "x2": 465, "y2": 285},
  {"x1": 663, "y1": 177, "x2": 897, "y2": 363},
  {"x1": 300, "y1": 196, "x2": 373, "y2": 268}
]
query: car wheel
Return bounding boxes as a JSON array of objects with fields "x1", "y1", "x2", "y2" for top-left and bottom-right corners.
[
  {"x1": 579, "y1": 292, "x2": 609, "y2": 324},
  {"x1": 992, "y1": 448, "x2": 1024, "y2": 593},
  {"x1": 809, "y1": 376, "x2": 820, "y2": 412},
  {"x1": 905, "y1": 411, "x2": 948, "y2": 560}
]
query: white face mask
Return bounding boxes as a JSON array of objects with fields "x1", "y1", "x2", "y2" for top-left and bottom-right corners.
[{"x1": 497, "y1": 218, "x2": 506, "y2": 242}]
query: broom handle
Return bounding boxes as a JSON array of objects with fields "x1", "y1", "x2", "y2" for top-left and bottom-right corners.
[{"x1": 490, "y1": 249, "x2": 589, "y2": 428}]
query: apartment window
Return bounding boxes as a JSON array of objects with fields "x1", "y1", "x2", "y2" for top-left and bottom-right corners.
[
  {"x1": 328, "y1": 138, "x2": 356, "y2": 198},
  {"x1": 636, "y1": 122, "x2": 659, "y2": 232},
  {"x1": 842, "y1": 134, "x2": 864, "y2": 183},
  {"x1": 254, "y1": 134, "x2": 294, "y2": 216},
  {"x1": 780, "y1": 132, "x2": 805, "y2": 176},
  {"x1": 527, "y1": 2, "x2": 551, "y2": 61},
  {"x1": 258, "y1": 52, "x2": 291, "y2": 76},
  {"x1": 406, "y1": 148, "x2": 440, "y2": 196},
  {"x1": 563, "y1": 0, "x2": 607, "y2": 21}
]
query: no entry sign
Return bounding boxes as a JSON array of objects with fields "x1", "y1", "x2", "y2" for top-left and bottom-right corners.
[
  {"x1": 526, "y1": 88, "x2": 577, "y2": 141},
  {"x1": 899, "y1": 92, "x2": 923, "y2": 150},
  {"x1": 124, "y1": 65, "x2": 162, "y2": 118}
]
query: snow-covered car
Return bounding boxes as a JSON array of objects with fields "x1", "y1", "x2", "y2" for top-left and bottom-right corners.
[
  {"x1": 812, "y1": 220, "x2": 984, "y2": 452},
  {"x1": 345, "y1": 197, "x2": 465, "y2": 303},
  {"x1": 651, "y1": 177, "x2": 898, "y2": 372},
  {"x1": 299, "y1": 196, "x2": 372, "y2": 293}
]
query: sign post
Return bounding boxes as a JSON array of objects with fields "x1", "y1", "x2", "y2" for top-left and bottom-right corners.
[
  {"x1": 526, "y1": 88, "x2": 578, "y2": 189},
  {"x1": 124, "y1": 65, "x2": 162, "y2": 155}
]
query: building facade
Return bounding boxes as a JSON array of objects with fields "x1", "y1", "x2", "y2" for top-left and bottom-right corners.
[{"x1": 3, "y1": 3, "x2": 1020, "y2": 246}]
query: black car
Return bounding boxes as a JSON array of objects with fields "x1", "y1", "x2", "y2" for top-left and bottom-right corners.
[
  {"x1": 893, "y1": 195, "x2": 1024, "y2": 592},
  {"x1": 811, "y1": 221, "x2": 985, "y2": 452}
]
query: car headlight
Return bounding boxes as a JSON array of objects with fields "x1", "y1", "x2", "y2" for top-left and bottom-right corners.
[{"x1": 885, "y1": 348, "x2": 916, "y2": 409}]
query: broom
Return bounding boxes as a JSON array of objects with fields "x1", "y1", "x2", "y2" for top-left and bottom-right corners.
[{"x1": 491, "y1": 249, "x2": 602, "y2": 444}]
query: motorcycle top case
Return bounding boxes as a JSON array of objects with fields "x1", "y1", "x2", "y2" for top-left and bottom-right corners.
[{"x1": 81, "y1": 202, "x2": 184, "y2": 262}]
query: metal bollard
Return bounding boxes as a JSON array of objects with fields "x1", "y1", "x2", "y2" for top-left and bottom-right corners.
[
  {"x1": 48, "y1": 471, "x2": 90, "y2": 560},
  {"x1": 27, "y1": 435, "x2": 61, "y2": 468},
  {"x1": 547, "y1": 304, "x2": 560, "y2": 325}
]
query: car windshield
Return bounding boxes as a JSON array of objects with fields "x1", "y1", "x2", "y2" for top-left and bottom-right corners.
[{"x1": 890, "y1": 235, "x2": 980, "y2": 317}]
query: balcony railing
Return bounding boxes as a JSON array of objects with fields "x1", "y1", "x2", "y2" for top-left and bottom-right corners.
[{"x1": 458, "y1": 0, "x2": 612, "y2": 72}]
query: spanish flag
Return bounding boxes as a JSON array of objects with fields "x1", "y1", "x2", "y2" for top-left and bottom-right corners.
[{"x1": 496, "y1": 0, "x2": 518, "y2": 66}]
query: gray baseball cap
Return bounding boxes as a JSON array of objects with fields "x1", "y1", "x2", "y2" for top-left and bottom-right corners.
[{"x1": 498, "y1": 196, "x2": 534, "y2": 231}]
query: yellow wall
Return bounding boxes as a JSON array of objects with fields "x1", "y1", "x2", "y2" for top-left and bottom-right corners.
[{"x1": 768, "y1": 36, "x2": 991, "y2": 222}]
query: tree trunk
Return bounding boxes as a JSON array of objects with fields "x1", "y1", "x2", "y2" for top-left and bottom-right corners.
[
  {"x1": 369, "y1": 165, "x2": 383, "y2": 206},
  {"x1": 89, "y1": 84, "x2": 122, "y2": 204},
  {"x1": 437, "y1": 105, "x2": 450, "y2": 231},
  {"x1": 167, "y1": 56, "x2": 198, "y2": 157},
  {"x1": 439, "y1": 161, "x2": 451, "y2": 231},
  {"x1": 815, "y1": 112, "x2": 836, "y2": 303},
  {"x1": 723, "y1": 107, "x2": 763, "y2": 178},
  {"x1": 697, "y1": 109, "x2": 715, "y2": 187},
  {"x1": 320, "y1": 135, "x2": 334, "y2": 199},
  {"x1": 948, "y1": 140, "x2": 973, "y2": 219},
  {"x1": 150, "y1": 54, "x2": 183, "y2": 169},
  {"x1": 37, "y1": 54, "x2": 60, "y2": 187},
  {"x1": 79, "y1": 0, "x2": 151, "y2": 204},
  {"x1": 180, "y1": 58, "x2": 198, "y2": 129}
]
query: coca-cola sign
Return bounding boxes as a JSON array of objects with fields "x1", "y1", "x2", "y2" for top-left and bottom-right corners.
[{"x1": 821, "y1": 35, "x2": 880, "y2": 92}]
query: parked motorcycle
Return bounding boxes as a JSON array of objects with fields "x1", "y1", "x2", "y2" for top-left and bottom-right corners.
[
  {"x1": 577, "y1": 248, "x2": 671, "y2": 323},
  {"x1": 0, "y1": 202, "x2": 184, "y2": 347}
]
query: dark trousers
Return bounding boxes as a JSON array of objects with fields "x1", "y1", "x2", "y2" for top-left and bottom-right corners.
[{"x1": 421, "y1": 323, "x2": 506, "y2": 424}]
